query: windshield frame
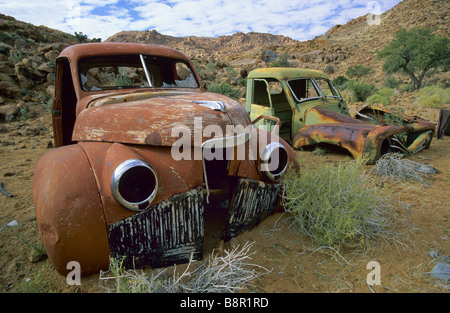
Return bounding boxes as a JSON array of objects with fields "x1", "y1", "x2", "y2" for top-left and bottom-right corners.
[
  {"x1": 78, "y1": 54, "x2": 200, "y2": 92},
  {"x1": 287, "y1": 77, "x2": 322, "y2": 103}
]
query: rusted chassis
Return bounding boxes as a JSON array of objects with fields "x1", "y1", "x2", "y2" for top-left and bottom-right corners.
[
  {"x1": 32, "y1": 128, "x2": 297, "y2": 276},
  {"x1": 292, "y1": 107, "x2": 435, "y2": 163}
]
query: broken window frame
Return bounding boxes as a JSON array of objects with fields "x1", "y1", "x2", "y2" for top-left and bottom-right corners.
[{"x1": 287, "y1": 78, "x2": 322, "y2": 103}]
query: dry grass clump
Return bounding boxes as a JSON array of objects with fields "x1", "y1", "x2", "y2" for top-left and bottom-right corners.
[
  {"x1": 99, "y1": 242, "x2": 269, "y2": 293},
  {"x1": 372, "y1": 153, "x2": 439, "y2": 185}
]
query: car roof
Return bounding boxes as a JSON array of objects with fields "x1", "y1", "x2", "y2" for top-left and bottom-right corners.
[
  {"x1": 58, "y1": 42, "x2": 192, "y2": 63},
  {"x1": 248, "y1": 67, "x2": 329, "y2": 80}
]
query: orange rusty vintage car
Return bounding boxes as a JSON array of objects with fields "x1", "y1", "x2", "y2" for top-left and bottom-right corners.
[{"x1": 32, "y1": 43, "x2": 297, "y2": 276}]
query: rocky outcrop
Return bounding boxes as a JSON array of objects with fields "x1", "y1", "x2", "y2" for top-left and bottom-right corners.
[{"x1": 0, "y1": 14, "x2": 75, "y2": 122}]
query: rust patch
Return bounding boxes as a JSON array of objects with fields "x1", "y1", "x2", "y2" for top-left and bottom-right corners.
[{"x1": 145, "y1": 131, "x2": 162, "y2": 145}]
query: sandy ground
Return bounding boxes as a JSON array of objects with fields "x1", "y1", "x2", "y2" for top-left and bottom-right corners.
[{"x1": 0, "y1": 98, "x2": 448, "y2": 293}]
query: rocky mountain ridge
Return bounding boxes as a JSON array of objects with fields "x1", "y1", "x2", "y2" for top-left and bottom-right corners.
[{"x1": 106, "y1": 29, "x2": 299, "y2": 60}]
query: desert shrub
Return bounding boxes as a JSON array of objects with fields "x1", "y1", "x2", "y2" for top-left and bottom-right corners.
[
  {"x1": 346, "y1": 65, "x2": 373, "y2": 81},
  {"x1": 333, "y1": 76, "x2": 349, "y2": 89},
  {"x1": 9, "y1": 51, "x2": 25, "y2": 64},
  {"x1": 366, "y1": 94, "x2": 387, "y2": 105},
  {"x1": 347, "y1": 80, "x2": 376, "y2": 102},
  {"x1": 366, "y1": 88, "x2": 395, "y2": 105},
  {"x1": 383, "y1": 76, "x2": 400, "y2": 89},
  {"x1": 270, "y1": 54, "x2": 290, "y2": 67},
  {"x1": 206, "y1": 81, "x2": 241, "y2": 99},
  {"x1": 282, "y1": 159, "x2": 392, "y2": 249},
  {"x1": 17, "y1": 263, "x2": 54, "y2": 293},
  {"x1": 416, "y1": 86, "x2": 450, "y2": 108},
  {"x1": 324, "y1": 65, "x2": 334, "y2": 74}
]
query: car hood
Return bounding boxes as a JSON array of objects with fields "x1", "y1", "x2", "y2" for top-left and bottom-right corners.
[{"x1": 72, "y1": 92, "x2": 251, "y2": 147}]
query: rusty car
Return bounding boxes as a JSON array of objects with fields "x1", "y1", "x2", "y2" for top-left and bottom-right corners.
[
  {"x1": 32, "y1": 43, "x2": 298, "y2": 276},
  {"x1": 245, "y1": 67, "x2": 435, "y2": 163}
]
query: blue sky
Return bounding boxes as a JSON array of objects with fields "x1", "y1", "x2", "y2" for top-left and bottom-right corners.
[{"x1": 0, "y1": 0, "x2": 402, "y2": 42}]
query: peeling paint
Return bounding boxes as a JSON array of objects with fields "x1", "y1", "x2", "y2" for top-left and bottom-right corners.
[{"x1": 108, "y1": 188, "x2": 204, "y2": 269}]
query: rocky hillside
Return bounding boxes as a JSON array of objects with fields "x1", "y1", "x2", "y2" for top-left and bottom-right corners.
[
  {"x1": 106, "y1": 30, "x2": 298, "y2": 60},
  {"x1": 0, "y1": 14, "x2": 77, "y2": 123},
  {"x1": 105, "y1": 0, "x2": 449, "y2": 87},
  {"x1": 264, "y1": 0, "x2": 449, "y2": 84}
]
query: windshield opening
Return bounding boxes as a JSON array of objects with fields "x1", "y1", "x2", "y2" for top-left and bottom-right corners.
[
  {"x1": 78, "y1": 54, "x2": 199, "y2": 91},
  {"x1": 287, "y1": 78, "x2": 321, "y2": 103}
]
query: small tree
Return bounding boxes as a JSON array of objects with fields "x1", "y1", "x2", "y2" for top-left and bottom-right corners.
[
  {"x1": 74, "y1": 32, "x2": 88, "y2": 43},
  {"x1": 346, "y1": 65, "x2": 373, "y2": 81},
  {"x1": 378, "y1": 28, "x2": 450, "y2": 91}
]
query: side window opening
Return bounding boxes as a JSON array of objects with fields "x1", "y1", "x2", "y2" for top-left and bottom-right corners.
[
  {"x1": 251, "y1": 78, "x2": 292, "y2": 139},
  {"x1": 252, "y1": 80, "x2": 271, "y2": 106},
  {"x1": 315, "y1": 78, "x2": 340, "y2": 98}
]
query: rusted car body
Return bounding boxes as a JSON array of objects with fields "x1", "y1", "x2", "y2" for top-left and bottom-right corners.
[
  {"x1": 246, "y1": 68, "x2": 435, "y2": 163},
  {"x1": 32, "y1": 43, "x2": 297, "y2": 276}
]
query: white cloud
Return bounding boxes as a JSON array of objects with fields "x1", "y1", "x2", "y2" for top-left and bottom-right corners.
[{"x1": 0, "y1": 0, "x2": 402, "y2": 41}]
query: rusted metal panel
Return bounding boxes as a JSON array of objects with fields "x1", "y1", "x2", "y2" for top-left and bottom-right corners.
[
  {"x1": 293, "y1": 107, "x2": 414, "y2": 163},
  {"x1": 108, "y1": 187, "x2": 204, "y2": 269},
  {"x1": 72, "y1": 92, "x2": 249, "y2": 147},
  {"x1": 222, "y1": 178, "x2": 282, "y2": 241},
  {"x1": 78, "y1": 142, "x2": 203, "y2": 225},
  {"x1": 32, "y1": 144, "x2": 110, "y2": 276},
  {"x1": 305, "y1": 106, "x2": 366, "y2": 126}
]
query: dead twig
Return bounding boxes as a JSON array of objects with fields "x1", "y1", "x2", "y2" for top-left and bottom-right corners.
[{"x1": 0, "y1": 182, "x2": 12, "y2": 197}]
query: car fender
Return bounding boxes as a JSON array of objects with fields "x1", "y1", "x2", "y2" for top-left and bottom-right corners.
[{"x1": 32, "y1": 144, "x2": 110, "y2": 276}]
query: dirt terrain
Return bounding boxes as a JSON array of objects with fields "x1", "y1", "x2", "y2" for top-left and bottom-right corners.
[
  {"x1": 0, "y1": 0, "x2": 448, "y2": 294},
  {"x1": 0, "y1": 97, "x2": 448, "y2": 293}
]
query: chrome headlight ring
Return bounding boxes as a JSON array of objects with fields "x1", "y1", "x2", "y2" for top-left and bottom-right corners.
[
  {"x1": 111, "y1": 159, "x2": 158, "y2": 211},
  {"x1": 260, "y1": 142, "x2": 289, "y2": 181}
]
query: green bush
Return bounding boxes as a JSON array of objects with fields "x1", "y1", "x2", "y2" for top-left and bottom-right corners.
[
  {"x1": 324, "y1": 65, "x2": 334, "y2": 74},
  {"x1": 282, "y1": 159, "x2": 392, "y2": 249},
  {"x1": 270, "y1": 54, "x2": 290, "y2": 67},
  {"x1": 416, "y1": 86, "x2": 450, "y2": 108},
  {"x1": 383, "y1": 76, "x2": 400, "y2": 89},
  {"x1": 366, "y1": 88, "x2": 395, "y2": 105},
  {"x1": 346, "y1": 65, "x2": 373, "y2": 81},
  {"x1": 366, "y1": 93, "x2": 387, "y2": 105},
  {"x1": 347, "y1": 81, "x2": 376, "y2": 102},
  {"x1": 332, "y1": 76, "x2": 349, "y2": 89},
  {"x1": 206, "y1": 81, "x2": 241, "y2": 99}
]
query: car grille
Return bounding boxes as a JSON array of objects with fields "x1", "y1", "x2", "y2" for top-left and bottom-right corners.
[{"x1": 108, "y1": 187, "x2": 204, "y2": 269}]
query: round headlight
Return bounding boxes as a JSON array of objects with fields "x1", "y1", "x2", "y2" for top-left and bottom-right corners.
[
  {"x1": 111, "y1": 159, "x2": 158, "y2": 211},
  {"x1": 260, "y1": 142, "x2": 289, "y2": 181}
]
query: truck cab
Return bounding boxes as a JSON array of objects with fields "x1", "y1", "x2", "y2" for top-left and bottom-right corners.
[{"x1": 246, "y1": 67, "x2": 348, "y2": 143}]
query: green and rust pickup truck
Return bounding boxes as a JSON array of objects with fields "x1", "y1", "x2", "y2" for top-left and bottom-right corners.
[{"x1": 245, "y1": 67, "x2": 436, "y2": 163}]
